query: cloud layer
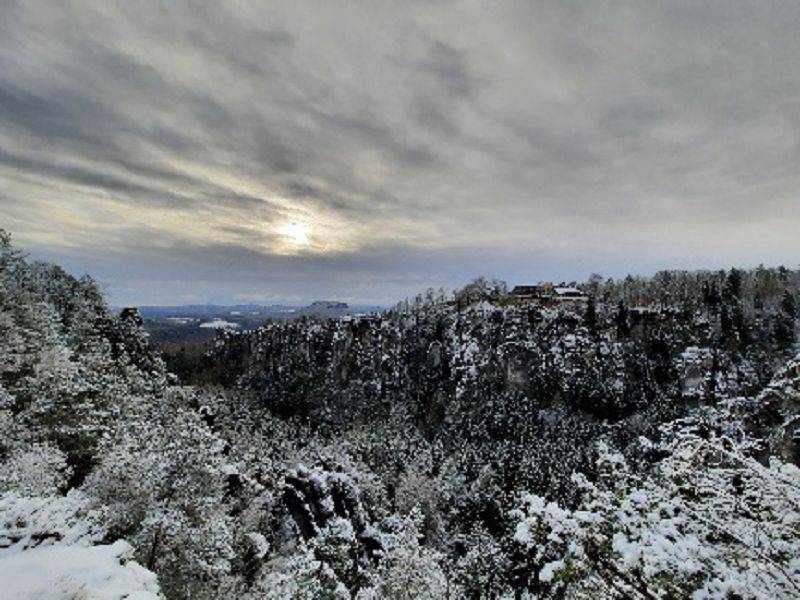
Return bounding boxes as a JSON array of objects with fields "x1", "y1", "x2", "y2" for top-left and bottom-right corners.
[{"x1": 1, "y1": 1, "x2": 799, "y2": 304}]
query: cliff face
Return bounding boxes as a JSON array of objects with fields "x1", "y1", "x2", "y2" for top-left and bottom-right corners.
[{"x1": 208, "y1": 283, "x2": 795, "y2": 436}]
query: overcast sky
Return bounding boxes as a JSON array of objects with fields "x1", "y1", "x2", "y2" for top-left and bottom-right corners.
[{"x1": 2, "y1": 1, "x2": 799, "y2": 305}]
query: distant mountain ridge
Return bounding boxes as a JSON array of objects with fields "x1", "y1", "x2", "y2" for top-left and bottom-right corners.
[
  {"x1": 119, "y1": 301, "x2": 385, "y2": 320},
  {"x1": 127, "y1": 300, "x2": 386, "y2": 343}
]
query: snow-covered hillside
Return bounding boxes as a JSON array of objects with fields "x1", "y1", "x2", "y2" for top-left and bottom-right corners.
[{"x1": 1, "y1": 230, "x2": 799, "y2": 598}]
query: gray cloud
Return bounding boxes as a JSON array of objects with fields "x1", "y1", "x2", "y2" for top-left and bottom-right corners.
[{"x1": 1, "y1": 0, "x2": 799, "y2": 305}]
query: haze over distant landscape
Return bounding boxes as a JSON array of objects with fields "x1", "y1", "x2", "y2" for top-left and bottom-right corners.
[{"x1": 2, "y1": 1, "x2": 800, "y2": 305}]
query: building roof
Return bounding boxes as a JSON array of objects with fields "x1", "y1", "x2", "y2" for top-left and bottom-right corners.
[
  {"x1": 511, "y1": 285, "x2": 543, "y2": 296},
  {"x1": 554, "y1": 287, "x2": 585, "y2": 296}
]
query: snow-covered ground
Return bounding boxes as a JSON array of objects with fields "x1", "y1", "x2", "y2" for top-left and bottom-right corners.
[
  {"x1": 0, "y1": 492, "x2": 163, "y2": 599},
  {"x1": 0, "y1": 540, "x2": 162, "y2": 599},
  {"x1": 199, "y1": 318, "x2": 240, "y2": 330}
]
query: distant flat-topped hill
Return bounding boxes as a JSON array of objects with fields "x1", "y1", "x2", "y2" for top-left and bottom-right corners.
[{"x1": 125, "y1": 301, "x2": 385, "y2": 343}]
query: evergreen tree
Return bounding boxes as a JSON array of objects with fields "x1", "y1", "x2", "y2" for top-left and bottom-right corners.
[
  {"x1": 583, "y1": 295, "x2": 597, "y2": 334},
  {"x1": 614, "y1": 300, "x2": 630, "y2": 337}
]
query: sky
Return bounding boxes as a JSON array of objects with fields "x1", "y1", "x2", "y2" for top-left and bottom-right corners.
[{"x1": 1, "y1": 1, "x2": 799, "y2": 306}]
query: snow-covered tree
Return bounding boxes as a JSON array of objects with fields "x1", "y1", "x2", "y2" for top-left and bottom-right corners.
[
  {"x1": 85, "y1": 392, "x2": 234, "y2": 599},
  {"x1": 513, "y1": 434, "x2": 800, "y2": 598}
]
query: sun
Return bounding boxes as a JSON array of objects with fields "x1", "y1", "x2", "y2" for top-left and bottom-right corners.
[{"x1": 276, "y1": 221, "x2": 311, "y2": 246}]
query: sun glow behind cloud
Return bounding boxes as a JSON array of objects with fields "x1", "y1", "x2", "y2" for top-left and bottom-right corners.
[{"x1": 275, "y1": 221, "x2": 311, "y2": 249}]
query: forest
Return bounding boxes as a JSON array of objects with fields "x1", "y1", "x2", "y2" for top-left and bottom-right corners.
[{"x1": 1, "y1": 227, "x2": 799, "y2": 599}]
